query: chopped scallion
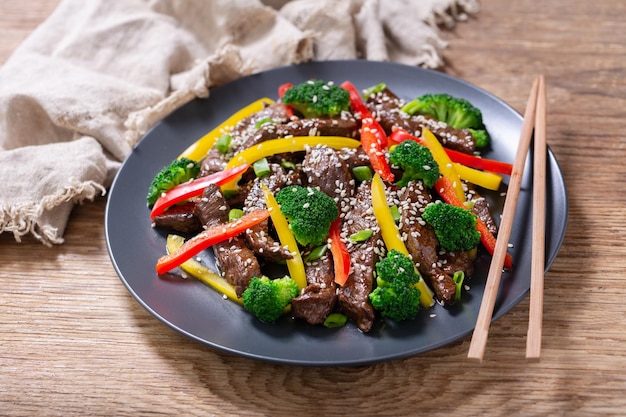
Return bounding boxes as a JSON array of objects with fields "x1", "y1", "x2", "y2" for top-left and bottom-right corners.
[
  {"x1": 362, "y1": 82, "x2": 387, "y2": 99},
  {"x1": 228, "y1": 208, "x2": 244, "y2": 222},
  {"x1": 253, "y1": 158, "x2": 271, "y2": 178},
  {"x1": 254, "y1": 117, "x2": 276, "y2": 129},
  {"x1": 349, "y1": 229, "x2": 373, "y2": 243},
  {"x1": 304, "y1": 244, "x2": 328, "y2": 262},
  {"x1": 280, "y1": 160, "x2": 297, "y2": 171},
  {"x1": 453, "y1": 270, "x2": 465, "y2": 302},
  {"x1": 352, "y1": 165, "x2": 373, "y2": 181},
  {"x1": 214, "y1": 134, "x2": 232, "y2": 154},
  {"x1": 323, "y1": 313, "x2": 348, "y2": 328},
  {"x1": 389, "y1": 204, "x2": 401, "y2": 223}
]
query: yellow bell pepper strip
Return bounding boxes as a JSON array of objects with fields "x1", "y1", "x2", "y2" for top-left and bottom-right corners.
[
  {"x1": 222, "y1": 136, "x2": 361, "y2": 193},
  {"x1": 165, "y1": 234, "x2": 242, "y2": 304},
  {"x1": 156, "y1": 209, "x2": 271, "y2": 274},
  {"x1": 453, "y1": 163, "x2": 503, "y2": 191},
  {"x1": 435, "y1": 176, "x2": 513, "y2": 269},
  {"x1": 149, "y1": 164, "x2": 250, "y2": 219},
  {"x1": 420, "y1": 127, "x2": 466, "y2": 203},
  {"x1": 260, "y1": 183, "x2": 307, "y2": 290},
  {"x1": 178, "y1": 97, "x2": 275, "y2": 162},
  {"x1": 389, "y1": 129, "x2": 513, "y2": 176},
  {"x1": 370, "y1": 174, "x2": 435, "y2": 308},
  {"x1": 221, "y1": 136, "x2": 360, "y2": 194},
  {"x1": 328, "y1": 218, "x2": 351, "y2": 286},
  {"x1": 225, "y1": 136, "x2": 361, "y2": 170}
]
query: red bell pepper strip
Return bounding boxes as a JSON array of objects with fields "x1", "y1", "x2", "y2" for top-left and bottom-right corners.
[
  {"x1": 278, "y1": 82, "x2": 294, "y2": 118},
  {"x1": 328, "y1": 218, "x2": 351, "y2": 286},
  {"x1": 150, "y1": 164, "x2": 250, "y2": 219},
  {"x1": 155, "y1": 209, "x2": 271, "y2": 274},
  {"x1": 435, "y1": 176, "x2": 513, "y2": 269},
  {"x1": 341, "y1": 81, "x2": 371, "y2": 119},
  {"x1": 341, "y1": 80, "x2": 388, "y2": 148},
  {"x1": 360, "y1": 118, "x2": 394, "y2": 183},
  {"x1": 443, "y1": 148, "x2": 512, "y2": 176},
  {"x1": 389, "y1": 129, "x2": 513, "y2": 175}
]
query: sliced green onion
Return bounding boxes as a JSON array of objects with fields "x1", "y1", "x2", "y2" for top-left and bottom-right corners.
[
  {"x1": 304, "y1": 244, "x2": 328, "y2": 262},
  {"x1": 352, "y1": 165, "x2": 373, "y2": 181},
  {"x1": 453, "y1": 270, "x2": 465, "y2": 302},
  {"x1": 214, "y1": 133, "x2": 232, "y2": 154},
  {"x1": 280, "y1": 160, "x2": 297, "y2": 171},
  {"x1": 349, "y1": 229, "x2": 373, "y2": 243},
  {"x1": 323, "y1": 313, "x2": 348, "y2": 328},
  {"x1": 389, "y1": 204, "x2": 401, "y2": 223},
  {"x1": 362, "y1": 82, "x2": 387, "y2": 99},
  {"x1": 253, "y1": 158, "x2": 271, "y2": 178},
  {"x1": 222, "y1": 188, "x2": 239, "y2": 199},
  {"x1": 228, "y1": 208, "x2": 244, "y2": 222},
  {"x1": 254, "y1": 117, "x2": 275, "y2": 129}
]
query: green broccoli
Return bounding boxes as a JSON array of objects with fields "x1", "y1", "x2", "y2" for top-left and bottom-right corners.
[
  {"x1": 275, "y1": 185, "x2": 339, "y2": 247},
  {"x1": 242, "y1": 276, "x2": 299, "y2": 323},
  {"x1": 281, "y1": 79, "x2": 350, "y2": 118},
  {"x1": 146, "y1": 157, "x2": 200, "y2": 206},
  {"x1": 389, "y1": 140, "x2": 440, "y2": 188},
  {"x1": 468, "y1": 128, "x2": 489, "y2": 148},
  {"x1": 369, "y1": 249, "x2": 422, "y2": 321},
  {"x1": 401, "y1": 93, "x2": 490, "y2": 148},
  {"x1": 422, "y1": 202, "x2": 481, "y2": 252}
]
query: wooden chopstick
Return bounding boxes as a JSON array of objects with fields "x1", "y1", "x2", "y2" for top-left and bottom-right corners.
[
  {"x1": 467, "y1": 76, "x2": 541, "y2": 361},
  {"x1": 526, "y1": 75, "x2": 547, "y2": 358}
]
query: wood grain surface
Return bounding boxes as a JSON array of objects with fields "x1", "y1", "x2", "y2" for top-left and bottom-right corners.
[{"x1": 1, "y1": 0, "x2": 625, "y2": 415}]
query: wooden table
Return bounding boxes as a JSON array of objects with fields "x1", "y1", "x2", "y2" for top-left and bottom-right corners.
[{"x1": 2, "y1": 1, "x2": 625, "y2": 415}]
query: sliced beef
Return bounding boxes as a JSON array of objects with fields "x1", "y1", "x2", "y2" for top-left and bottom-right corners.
[
  {"x1": 242, "y1": 165, "x2": 300, "y2": 263},
  {"x1": 396, "y1": 182, "x2": 457, "y2": 305},
  {"x1": 228, "y1": 102, "x2": 292, "y2": 153},
  {"x1": 194, "y1": 184, "x2": 261, "y2": 297},
  {"x1": 194, "y1": 184, "x2": 229, "y2": 227},
  {"x1": 291, "y1": 254, "x2": 337, "y2": 325},
  {"x1": 200, "y1": 147, "x2": 227, "y2": 177},
  {"x1": 302, "y1": 145, "x2": 355, "y2": 201},
  {"x1": 337, "y1": 147, "x2": 371, "y2": 171},
  {"x1": 237, "y1": 115, "x2": 359, "y2": 154},
  {"x1": 152, "y1": 202, "x2": 201, "y2": 234},
  {"x1": 337, "y1": 181, "x2": 379, "y2": 332},
  {"x1": 470, "y1": 195, "x2": 498, "y2": 236},
  {"x1": 213, "y1": 239, "x2": 262, "y2": 297},
  {"x1": 440, "y1": 250, "x2": 474, "y2": 278},
  {"x1": 366, "y1": 88, "x2": 476, "y2": 154}
]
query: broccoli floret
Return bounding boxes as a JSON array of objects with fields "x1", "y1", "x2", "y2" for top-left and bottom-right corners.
[
  {"x1": 401, "y1": 93, "x2": 490, "y2": 148},
  {"x1": 369, "y1": 249, "x2": 422, "y2": 321},
  {"x1": 275, "y1": 185, "x2": 339, "y2": 247},
  {"x1": 281, "y1": 80, "x2": 350, "y2": 118},
  {"x1": 389, "y1": 140, "x2": 440, "y2": 188},
  {"x1": 242, "y1": 276, "x2": 299, "y2": 323},
  {"x1": 146, "y1": 157, "x2": 200, "y2": 206},
  {"x1": 422, "y1": 202, "x2": 481, "y2": 251},
  {"x1": 468, "y1": 128, "x2": 490, "y2": 148}
]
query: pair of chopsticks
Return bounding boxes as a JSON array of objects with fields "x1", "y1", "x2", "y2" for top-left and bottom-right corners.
[{"x1": 467, "y1": 75, "x2": 547, "y2": 361}]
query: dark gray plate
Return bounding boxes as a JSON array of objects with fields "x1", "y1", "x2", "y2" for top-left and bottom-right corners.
[{"x1": 105, "y1": 60, "x2": 568, "y2": 366}]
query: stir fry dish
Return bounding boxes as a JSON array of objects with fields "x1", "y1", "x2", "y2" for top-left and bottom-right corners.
[{"x1": 147, "y1": 79, "x2": 514, "y2": 332}]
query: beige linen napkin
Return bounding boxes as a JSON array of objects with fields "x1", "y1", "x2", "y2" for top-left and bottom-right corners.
[{"x1": 0, "y1": 0, "x2": 479, "y2": 245}]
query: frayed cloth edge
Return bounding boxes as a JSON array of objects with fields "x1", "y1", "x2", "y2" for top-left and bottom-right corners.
[{"x1": 0, "y1": 179, "x2": 106, "y2": 246}]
